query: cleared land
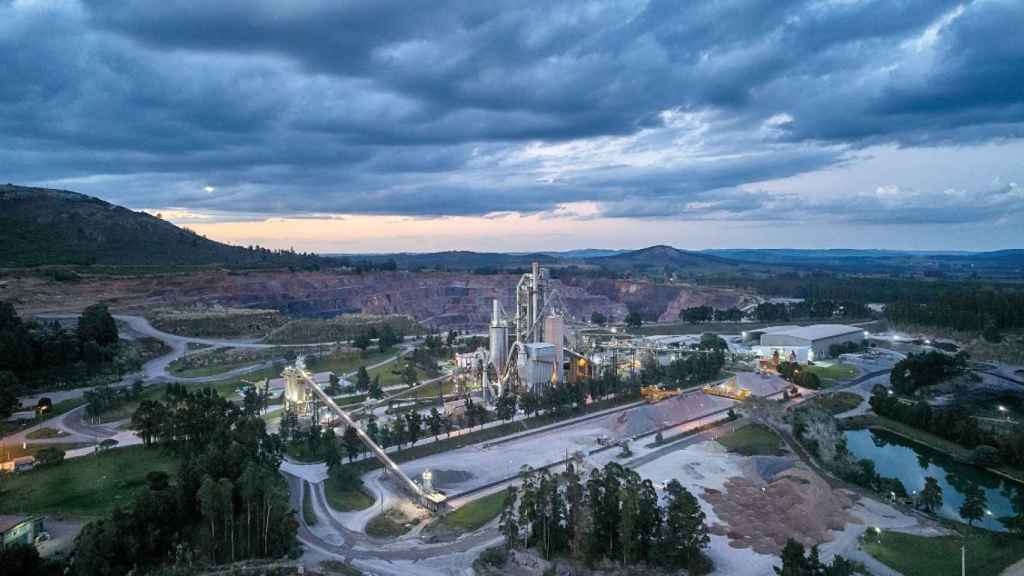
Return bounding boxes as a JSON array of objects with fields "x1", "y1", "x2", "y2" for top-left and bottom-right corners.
[
  {"x1": 716, "y1": 423, "x2": 785, "y2": 456},
  {"x1": 0, "y1": 445, "x2": 176, "y2": 517},
  {"x1": 862, "y1": 529, "x2": 1024, "y2": 576}
]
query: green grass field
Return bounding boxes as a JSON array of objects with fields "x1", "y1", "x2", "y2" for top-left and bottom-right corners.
[
  {"x1": 863, "y1": 529, "x2": 1024, "y2": 576},
  {"x1": 390, "y1": 378, "x2": 458, "y2": 400},
  {"x1": 0, "y1": 445, "x2": 177, "y2": 517},
  {"x1": 803, "y1": 363, "x2": 859, "y2": 381},
  {"x1": 324, "y1": 476, "x2": 375, "y2": 512},
  {"x1": 716, "y1": 423, "x2": 785, "y2": 456},
  {"x1": 302, "y1": 481, "x2": 318, "y2": 526},
  {"x1": 435, "y1": 489, "x2": 509, "y2": 533}
]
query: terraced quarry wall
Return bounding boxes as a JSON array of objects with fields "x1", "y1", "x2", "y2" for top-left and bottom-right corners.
[{"x1": 5, "y1": 269, "x2": 750, "y2": 330}]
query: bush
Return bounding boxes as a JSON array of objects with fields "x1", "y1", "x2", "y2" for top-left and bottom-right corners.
[
  {"x1": 687, "y1": 551, "x2": 715, "y2": 576},
  {"x1": 475, "y1": 546, "x2": 508, "y2": 568},
  {"x1": 35, "y1": 446, "x2": 65, "y2": 466},
  {"x1": 971, "y1": 445, "x2": 1001, "y2": 468}
]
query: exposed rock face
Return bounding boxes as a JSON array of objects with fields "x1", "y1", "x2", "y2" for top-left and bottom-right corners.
[{"x1": 8, "y1": 269, "x2": 748, "y2": 330}]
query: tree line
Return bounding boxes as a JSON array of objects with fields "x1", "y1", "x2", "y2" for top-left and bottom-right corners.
[
  {"x1": 499, "y1": 461, "x2": 714, "y2": 574},
  {"x1": 869, "y1": 387, "x2": 1024, "y2": 471},
  {"x1": 889, "y1": 351, "x2": 967, "y2": 395},
  {"x1": 885, "y1": 289, "x2": 1024, "y2": 341},
  {"x1": 73, "y1": 384, "x2": 298, "y2": 575},
  {"x1": 0, "y1": 301, "x2": 119, "y2": 397}
]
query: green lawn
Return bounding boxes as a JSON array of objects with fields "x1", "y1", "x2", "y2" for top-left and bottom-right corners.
[
  {"x1": 436, "y1": 489, "x2": 509, "y2": 533},
  {"x1": 324, "y1": 475, "x2": 375, "y2": 512},
  {"x1": 803, "y1": 363, "x2": 859, "y2": 381},
  {"x1": 0, "y1": 445, "x2": 177, "y2": 517},
  {"x1": 804, "y1": 391, "x2": 863, "y2": 415},
  {"x1": 302, "y1": 481, "x2": 318, "y2": 526},
  {"x1": 716, "y1": 423, "x2": 785, "y2": 456},
  {"x1": 365, "y1": 509, "x2": 416, "y2": 538},
  {"x1": 862, "y1": 529, "x2": 1024, "y2": 576}
]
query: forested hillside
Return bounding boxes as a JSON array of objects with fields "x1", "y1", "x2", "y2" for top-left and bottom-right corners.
[{"x1": 0, "y1": 184, "x2": 328, "y2": 268}]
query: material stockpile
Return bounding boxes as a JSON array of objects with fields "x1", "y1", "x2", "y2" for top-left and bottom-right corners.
[
  {"x1": 704, "y1": 466, "x2": 858, "y2": 555},
  {"x1": 603, "y1": 391, "x2": 734, "y2": 438}
]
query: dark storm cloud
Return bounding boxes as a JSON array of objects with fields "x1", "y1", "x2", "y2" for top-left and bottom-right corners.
[{"x1": 1, "y1": 0, "x2": 1022, "y2": 223}]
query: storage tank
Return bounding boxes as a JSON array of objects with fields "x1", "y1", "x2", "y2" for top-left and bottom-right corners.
[
  {"x1": 543, "y1": 314, "x2": 565, "y2": 384},
  {"x1": 489, "y1": 299, "x2": 509, "y2": 376}
]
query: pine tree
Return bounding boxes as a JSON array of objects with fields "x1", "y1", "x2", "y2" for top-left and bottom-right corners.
[
  {"x1": 920, "y1": 476, "x2": 943, "y2": 512},
  {"x1": 662, "y1": 479, "x2": 710, "y2": 570},
  {"x1": 499, "y1": 487, "x2": 520, "y2": 549}
]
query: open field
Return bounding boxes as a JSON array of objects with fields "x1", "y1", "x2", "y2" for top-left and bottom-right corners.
[
  {"x1": 862, "y1": 529, "x2": 1024, "y2": 576},
  {"x1": 803, "y1": 363, "x2": 859, "y2": 381},
  {"x1": 716, "y1": 423, "x2": 784, "y2": 456},
  {"x1": 0, "y1": 445, "x2": 177, "y2": 517}
]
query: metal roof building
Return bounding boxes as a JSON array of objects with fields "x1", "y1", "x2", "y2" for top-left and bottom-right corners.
[{"x1": 759, "y1": 324, "x2": 865, "y2": 358}]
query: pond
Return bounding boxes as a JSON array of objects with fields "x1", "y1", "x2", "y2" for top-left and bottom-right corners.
[{"x1": 843, "y1": 428, "x2": 1023, "y2": 531}]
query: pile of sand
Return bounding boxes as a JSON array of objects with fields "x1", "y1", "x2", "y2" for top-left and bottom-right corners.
[{"x1": 704, "y1": 466, "x2": 858, "y2": 555}]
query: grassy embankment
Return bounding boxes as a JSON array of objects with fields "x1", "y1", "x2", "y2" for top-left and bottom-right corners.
[
  {"x1": 302, "y1": 482, "x2": 318, "y2": 526},
  {"x1": 324, "y1": 476, "x2": 375, "y2": 512},
  {"x1": 801, "y1": 391, "x2": 863, "y2": 415},
  {"x1": 716, "y1": 423, "x2": 785, "y2": 456},
  {"x1": 840, "y1": 414, "x2": 1024, "y2": 483},
  {"x1": 862, "y1": 528, "x2": 1024, "y2": 576},
  {"x1": 431, "y1": 489, "x2": 509, "y2": 534},
  {"x1": 0, "y1": 445, "x2": 176, "y2": 517}
]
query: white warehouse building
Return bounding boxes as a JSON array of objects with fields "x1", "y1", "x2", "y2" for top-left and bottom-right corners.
[{"x1": 758, "y1": 324, "x2": 866, "y2": 360}]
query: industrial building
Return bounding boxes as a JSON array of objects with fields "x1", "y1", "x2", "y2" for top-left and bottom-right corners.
[{"x1": 752, "y1": 324, "x2": 866, "y2": 362}]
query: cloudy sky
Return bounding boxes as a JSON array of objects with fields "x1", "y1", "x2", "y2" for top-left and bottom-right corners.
[{"x1": 3, "y1": 0, "x2": 1023, "y2": 252}]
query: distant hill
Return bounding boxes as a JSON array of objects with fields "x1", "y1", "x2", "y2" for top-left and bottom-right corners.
[
  {"x1": 587, "y1": 245, "x2": 741, "y2": 272},
  {"x1": 337, "y1": 250, "x2": 561, "y2": 271},
  {"x1": 0, "y1": 184, "x2": 329, "y2": 268}
]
